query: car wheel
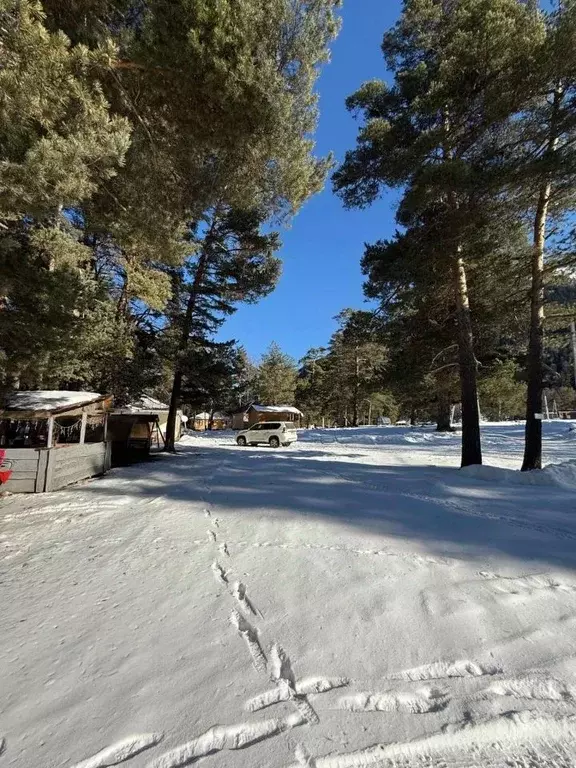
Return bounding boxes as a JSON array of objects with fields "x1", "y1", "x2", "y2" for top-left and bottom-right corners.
[
  {"x1": 269, "y1": 436, "x2": 280, "y2": 448},
  {"x1": 237, "y1": 436, "x2": 247, "y2": 446}
]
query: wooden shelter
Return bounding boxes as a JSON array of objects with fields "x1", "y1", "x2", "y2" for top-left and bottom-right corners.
[
  {"x1": 0, "y1": 391, "x2": 112, "y2": 493},
  {"x1": 231, "y1": 404, "x2": 303, "y2": 430},
  {"x1": 108, "y1": 395, "x2": 183, "y2": 462}
]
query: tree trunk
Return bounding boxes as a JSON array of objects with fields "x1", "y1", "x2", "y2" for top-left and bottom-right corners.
[
  {"x1": 410, "y1": 406, "x2": 416, "y2": 427},
  {"x1": 522, "y1": 85, "x2": 562, "y2": 470},
  {"x1": 165, "y1": 248, "x2": 211, "y2": 452},
  {"x1": 436, "y1": 397, "x2": 453, "y2": 432},
  {"x1": 454, "y1": 252, "x2": 482, "y2": 466},
  {"x1": 522, "y1": 184, "x2": 550, "y2": 470},
  {"x1": 352, "y1": 346, "x2": 360, "y2": 427}
]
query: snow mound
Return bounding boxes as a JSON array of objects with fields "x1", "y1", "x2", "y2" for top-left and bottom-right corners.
[{"x1": 460, "y1": 460, "x2": 576, "y2": 491}]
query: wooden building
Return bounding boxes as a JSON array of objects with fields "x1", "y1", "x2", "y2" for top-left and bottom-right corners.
[
  {"x1": 194, "y1": 411, "x2": 231, "y2": 431},
  {"x1": 0, "y1": 391, "x2": 112, "y2": 493},
  {"x1": 231, "y1": 404, "x2": 303, "y2": 430},
  {"x1": 109, "y1": 395, "x2": 183, "y2": 461}
]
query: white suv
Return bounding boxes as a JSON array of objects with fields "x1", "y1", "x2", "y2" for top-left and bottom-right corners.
[{"x1": 236, "y1": 421, "x2": 298, "y2": 448}]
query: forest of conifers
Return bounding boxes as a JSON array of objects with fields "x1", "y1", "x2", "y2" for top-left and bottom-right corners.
[{"x1": 2, "y1": 0, "x2": 576, "y2": 468}]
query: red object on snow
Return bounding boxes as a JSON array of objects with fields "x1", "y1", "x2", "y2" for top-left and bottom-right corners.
[{"x1": 0, "y1": 449, "x2": 12, "y2": 485}]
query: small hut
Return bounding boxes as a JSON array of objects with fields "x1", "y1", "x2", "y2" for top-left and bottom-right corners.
[
  {"x1": 0, "y1": 391, "x2": 112, "y2": 493},
  {"x1": 194, "y1": 411, "x2": 231, "y2": 430},
  {"x1": 231, "y1": 404, "x2": 303, "y2": 430},
  {"x1": 108, "y1": 395, "x2": 183, "y2": 462}
]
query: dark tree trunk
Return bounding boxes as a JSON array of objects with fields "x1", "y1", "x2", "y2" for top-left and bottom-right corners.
[
  {"x1": 165, "y1": 248, "x2": 210, "y2": 452},
  {"x1": 522, "y1": 185, "x2": 549, "y2": 471},
  {"x1": 454, "y1": 253, "x2": 482, "y2": 466},
  {"x1": 522, "y1": 86, "x2": 561, "y2": 471},
  {"x1": 352, "y1": 345, "x2": 360, "y2": 427},
  {"x1": 410, "y1": 406, "x2": 417, "y2": 427},
  {"x1": 436, "y1": 397, "x2": 453, "y2": 432}
]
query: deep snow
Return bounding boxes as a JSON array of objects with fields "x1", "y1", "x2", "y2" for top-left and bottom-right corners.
[{"x1": 2, "y1": 422, "x2": 576, "y2": 767}]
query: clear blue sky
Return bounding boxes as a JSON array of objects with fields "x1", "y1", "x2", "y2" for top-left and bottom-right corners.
[{"x1": 218, "y1": 0, "x2": 403, "y2": 364}]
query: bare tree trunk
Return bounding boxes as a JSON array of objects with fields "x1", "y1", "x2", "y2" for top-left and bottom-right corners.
[{"x1": 454, "y1": 252, "x2": 482, "y2": 466}]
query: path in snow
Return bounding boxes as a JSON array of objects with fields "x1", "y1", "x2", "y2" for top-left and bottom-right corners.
[{"x1": 2, "y1": 423, "x2": 576, "y2": 767}]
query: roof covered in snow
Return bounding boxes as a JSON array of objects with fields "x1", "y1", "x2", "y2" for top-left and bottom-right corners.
[
  {"x1": 251, "y1": 404, "x2": 303, "y2": 416},
  {"x1": 2, "y1": 391, "x2": 105, "y2": 414},
  {"x1": 195, "y1": 411, "x2": 230, "y2": 420},
  {"x1": 129, "y1": 395, "x2": 170, "y2": 412}
]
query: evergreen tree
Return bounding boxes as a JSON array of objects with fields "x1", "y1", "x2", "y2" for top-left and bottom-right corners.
[
  {"x1": 496, "y1": 2, "x2": 576, "y2": 468},
  {"x1": 164, "y1": 208, "x2": 281, "y2": 450},
  {"x1": 333, "y1": 0, "x2": 543, "y2": 466},
  {"x1": 255, "y1": 343, "x2": 298, "y2": 406}
]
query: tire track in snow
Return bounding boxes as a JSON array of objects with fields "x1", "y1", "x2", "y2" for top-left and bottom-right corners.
[
  {"x1": 487, "y1": 677, "x2": 576, "y2": 702},
  {"x1": 338, "y1": 686, "x2": 449, "y2": 714},
  {"x1": 391, "y1": 659, "x2": 501, "y2": 681},
  {"x1": 283, "y1": 710, "x2": 576, "y2": 767},
  {"x1": 246, "y1": 677, "x2": 349, "y2": 712},
  {"x1": 147, "y1": 714, "x2": 304, "y2": 768},
  {"x1": 71, "y1": 734, "x2": 163, "y2": 768}
]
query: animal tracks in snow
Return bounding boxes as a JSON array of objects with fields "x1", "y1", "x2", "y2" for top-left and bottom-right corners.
[
  {"x1": 232, "y1": 581, "x2": 260, "y2": 616},
  {"x1": 270, "y1": 644, "x2": 320, "y2": 724},
  {"x1": 147, "y1": 714, "x2": 304, "y2": 768},
  {"x1": 479, "y1": 570, "x2": 576, "y2": 595},
  {"x1": 338, "y1": 686, "x2": 449, "y2": 714},
  {"x1": 71, "y1": 734, "x2": 163, "y2": 768},
  {"x1": 230, "y1": 609, "x2": 268, "y2": 672},
  {"x1": 211, "y1": 561, "x2": 228, "y2": 586},
  {"x1": 392, "y1": 659, "x2": 501, "y2": 681},
  {"x1": 219, "y1": 542, "x2": 230, "y2": 557}
]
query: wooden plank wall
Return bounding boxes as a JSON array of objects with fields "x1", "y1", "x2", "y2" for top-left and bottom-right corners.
[
  {"x1": 2, "y1": 442, "x2": 110, "y2": 493},
  {"x1": 48, "y1": 442, "x2": 108, "y2": 492},
  {"x1": 1, "y1": 448, "x2": 40, "y2": 493}
]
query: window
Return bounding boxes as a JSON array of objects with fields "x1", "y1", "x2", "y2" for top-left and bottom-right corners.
[
  {"x1": 250, "y1": 424, "x2": 264, "y2": 431},
  {"x1": 266, "y1": 423, "x2": 281, "y2": 429}
]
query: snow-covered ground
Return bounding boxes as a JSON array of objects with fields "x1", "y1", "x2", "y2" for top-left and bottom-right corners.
[{"x1": 3, "y1": 422, "x2": 576, "y2": 767}]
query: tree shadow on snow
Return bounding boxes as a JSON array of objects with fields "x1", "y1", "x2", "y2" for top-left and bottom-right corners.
[{"x1": 81, "y1": 441, "x2": 576, "y2": 571}]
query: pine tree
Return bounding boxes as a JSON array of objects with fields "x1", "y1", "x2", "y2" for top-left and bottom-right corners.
[
  {"x1": 164, "y1": 208, "x2": 281, "y2": 450},
  {"x1": 333, "y1": 0, "x2": 543, "y2": 466},
  {"x1": 255, "y1": 343, "x2": 298, "y2": 406},
  {"x1": 502, "y1": 2, "x2": 576, "y2": 469}
]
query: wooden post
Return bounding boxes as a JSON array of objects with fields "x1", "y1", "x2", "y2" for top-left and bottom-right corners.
[
  {"x1": 46, "y1": 416, "x2": 54, "y2": 448},
  {"x1": 103, "y1": 413, "x2": 108, "y2": 442},
  {"x1": 79, "y1": 411, "x2": 88, "y2": 444}
]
